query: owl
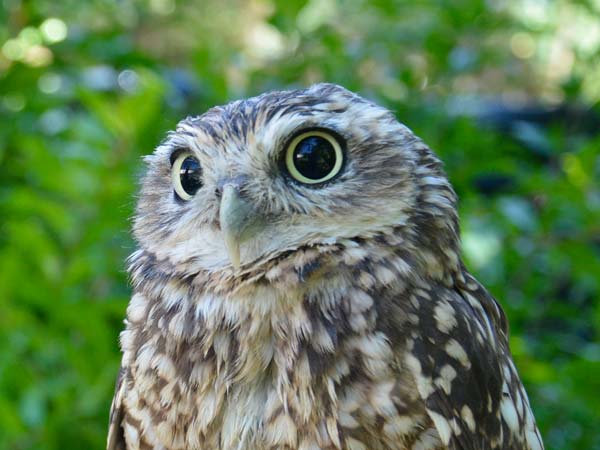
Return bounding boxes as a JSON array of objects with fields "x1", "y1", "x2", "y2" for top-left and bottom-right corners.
[{"x1": 107, "y1": 83, "x2": 544, "y2": 450}]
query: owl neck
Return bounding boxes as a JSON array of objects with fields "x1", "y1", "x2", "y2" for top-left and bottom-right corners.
[
  {"x1": 129, "y1": 218, "x2": 461, "y2": 297},
  {"x1": 127, "y1": 226, "x2": 462, "y2": 364}
]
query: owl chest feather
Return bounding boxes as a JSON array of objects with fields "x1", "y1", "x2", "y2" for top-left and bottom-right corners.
[{"x1": 120, "y1": 273, "x2": 438, "y2": 450}]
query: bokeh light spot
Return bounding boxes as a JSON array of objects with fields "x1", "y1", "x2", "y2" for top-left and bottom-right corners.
[
  {"x1": 117, "y1": 69, "x2": 140, "y2": 93},
  {"x1": 462, "y1": 228, "x2": 501, "y2": 270},
  {"x1": 2, "y1": 38, "x2": 26, "y2": 60},
  {"x1": 39, "y1": 109, "x2": 68, "y2": 135},
  {"x1": 23, "y1": 45, "x2": 53, "y2": 67},
  {"x1": 38, "y1": 73, "x2": 63, "y2": 94},
  {"x1": 40, "y1": 18, "x2": 68, "y2": 44},
  {"x1": 150, "y1": 0, "x2": 175, "y2": 15},
  {"x1": 19, "y1": 27, "x2": 42, "y2": 46},
  {"x1": 2, "y1": 93, "x2": 26, "y2": 112},
  {"x1": 510, "y1": 32, "x2": 536, "y2": 59}
]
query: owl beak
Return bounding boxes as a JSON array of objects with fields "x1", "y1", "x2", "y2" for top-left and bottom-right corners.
[{"x1": 219, "y1": 184, "x2": 261, "y2": 269}]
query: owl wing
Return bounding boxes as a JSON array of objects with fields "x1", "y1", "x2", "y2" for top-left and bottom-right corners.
[
  {"x1": 400, "y1": 272, "x2": 544, "y2": 450},
  {"x1": 107, "y1": 366, "x2": 127, "y2": 450}
]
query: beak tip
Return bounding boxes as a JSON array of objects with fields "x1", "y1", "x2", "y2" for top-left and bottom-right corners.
[
  {"x1": 230, "y1": 255, "x2": 241, "y2": 270},
  {"x1": 224, "y1": 235, "x2": 241, "y2": 269}
]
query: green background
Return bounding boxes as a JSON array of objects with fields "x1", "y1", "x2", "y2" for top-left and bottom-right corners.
[{"x1": 1, "y1": 1, "x2": 599, "y2": 449}]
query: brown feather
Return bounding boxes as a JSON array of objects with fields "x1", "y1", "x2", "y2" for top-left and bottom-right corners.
[{"x1": 107, "y1": 83, "x2": 543, "y2": 450}]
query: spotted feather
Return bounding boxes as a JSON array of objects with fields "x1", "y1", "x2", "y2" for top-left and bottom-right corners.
[{"x1": 108, "y1": 83, "x2": 543, "y2": 450}]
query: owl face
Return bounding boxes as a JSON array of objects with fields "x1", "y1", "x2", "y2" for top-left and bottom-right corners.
[{"x1": 134, "y1": 84, "x2": 427, "y2": 273}]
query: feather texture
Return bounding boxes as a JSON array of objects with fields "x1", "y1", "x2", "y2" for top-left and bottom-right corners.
[{"x1": 108, "y1": 83, "x2": 543, "y2": 450}]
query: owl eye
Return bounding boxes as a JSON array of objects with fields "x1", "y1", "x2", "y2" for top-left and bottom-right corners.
[
  {"x1": 284, "y1": 130, "x2": 344, "y2": 185},
  {"x1": 171, "y1": 152, "x2": 203, "y2": 200}
]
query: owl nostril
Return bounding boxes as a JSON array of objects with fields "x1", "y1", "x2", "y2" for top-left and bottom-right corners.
[{"x1": 215, "y1": 175, "x2": 249, "y2": 198}]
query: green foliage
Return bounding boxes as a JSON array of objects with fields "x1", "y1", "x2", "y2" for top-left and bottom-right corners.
[{"x1": 1, "y1": 1, "x2": 599, "y2": 449}]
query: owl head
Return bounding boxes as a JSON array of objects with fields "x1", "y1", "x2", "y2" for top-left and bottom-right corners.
[{"x1": 133, "y1": 83, "x2": 459, "y2": 278}]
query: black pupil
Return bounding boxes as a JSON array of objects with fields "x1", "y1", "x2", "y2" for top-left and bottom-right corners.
[
  {"x1": 293, "y1": 136, "x2": 337, "y2": 181},
  {"x1": 179, "y1": 157, "x2": 202, "y2": 195}
]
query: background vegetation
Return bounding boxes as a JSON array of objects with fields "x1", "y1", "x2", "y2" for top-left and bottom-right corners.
[{"x1": 1, "y1": 0, "x2": 599, "y2": 449}]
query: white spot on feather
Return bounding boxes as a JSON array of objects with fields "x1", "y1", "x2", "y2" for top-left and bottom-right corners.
[
  {"x1": 326, "y1": 417, "x2": 341, "y2": 448},
  {"x1": 343, "y1": 247, "x2": 369, "y2": 264},
  {"x1": 126, "y1": 293, "x2": 147, "y2": 323},
  {"x1": 265, "y1": 414, "x2": 297, "y2": 447},
  {"x1": 413, "y1": 427, "x2": 442, "y2": 450},
  {"x1": 434, "y1": 364, "x2": 457, "y2": 395},
  {"x1": 445, "y1": 339, "x2": 471, "y2": 368},
  {"x1": 339, "y1": 410, "x2": 359, "y2": 428},
  {"x1": 461, "y1": 405, "x2": 476, "y2": 432},
  {"x1": 527, "y1": 429, "x2": 544, "y2": 450},
  {"x1": 428, "y1": 410, "x2": 452, "y2": 445},
  {"x1": 500, "y1": 387, "x2": 520, "y2": 433},
  {"x1": 375, "y1": 265, "x2": 396, "y2": 284},
  {"x1": 434, "y1": 301, "x2": 457, "y2": 333},
  {"x1": 346, "y1": 437, "x2": 367, "y2": 450},
  {"x1": 383, "y1": 415, "x2": 418, "y2": 437},
  {"x1": 369, "y1": 380, "x2": 396, "y2": 416},
  {"x1": 123, "y1": 422, "x2": 139, "y2": 446},
  {"x1": 349, "y1": 289, "x2": 373, "y2": 312},
  {"x1": 405, "y1": 353, "x2": 435, "y2": 398}
]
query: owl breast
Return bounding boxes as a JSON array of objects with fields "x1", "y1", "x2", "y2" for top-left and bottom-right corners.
[{"x1": 119, "y1": 262, "x2": 441, "y2": 450}]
